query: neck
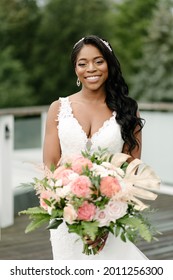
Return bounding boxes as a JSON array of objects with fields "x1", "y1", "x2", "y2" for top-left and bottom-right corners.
[{"x1": 79, "y1": 87, "x2": 106, "y2": 103}]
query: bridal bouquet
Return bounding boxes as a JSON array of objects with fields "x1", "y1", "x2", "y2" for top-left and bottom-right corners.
[{"x1": 20, "y1": 148, "x2": 161, "y2": 255}]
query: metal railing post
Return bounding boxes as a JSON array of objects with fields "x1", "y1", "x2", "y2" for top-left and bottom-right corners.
[
  {"x1": 41, "y1": 112, "x2": 47, "y2": 148},
  {"x1": 0, "y1": 115, "x2": 14, "y2": 228}
]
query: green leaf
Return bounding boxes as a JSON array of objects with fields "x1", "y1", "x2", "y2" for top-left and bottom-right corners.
[
  {"x1": 25, "y1": 214, "x2": 50, "y2": 233},
  {"x1": 51, "y1": 208, "x2": 63, "y2": 218},
  {"x1": 81, "y1": 221, "x2": 99, "y2": 241},
  {"x1": 120, "y1": 232, "x2": 126, "y2": 242},
  {"x1": 115, "y1": 225, "x2": 121, "y2": 237},
  {"x1": 19, "y1": 207, "x2": 47, "y2": 216},
  {"x1": 67, "y1": 223, "x2": 83, "y2": 236},
  {"x1": 46, "y1": 219, "x2": 63, "y2": 230},
  {"x1": 50, "y1": 163, "x2": 56, "y2": 172},
  {"x1": 119, "y1": 216, "x2": 153, "y2": 242},
  {"x1": 90, "y1": 175, "x2": 101, "y2": 188},
  {"x1": 43, "y1": 198, "x2": 51, "y2": 207},
  {"x1": 94, "y1": 196, "x2": 109, "y2": 208}
]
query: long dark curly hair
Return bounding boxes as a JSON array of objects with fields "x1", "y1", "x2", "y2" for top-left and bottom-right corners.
[{"x1": 71, "y1": 35, "x2": 145, "y2": 154}]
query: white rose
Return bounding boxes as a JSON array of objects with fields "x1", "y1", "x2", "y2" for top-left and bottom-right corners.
[
  {"x1": 107, "y1": 200, "x2": 128, "y2": 221},
  {"x1": 94, "y1": 208, "x2": 111, "y2": 227}
]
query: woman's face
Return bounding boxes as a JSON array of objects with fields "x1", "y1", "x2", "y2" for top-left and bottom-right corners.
[{"x1": 75, "y1": 44, "x2": 108, "y2": 91}]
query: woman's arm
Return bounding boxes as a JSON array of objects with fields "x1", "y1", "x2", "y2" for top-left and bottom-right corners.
[{"x1": 43, "y1": 100, "x2": 61, "y2": 169}]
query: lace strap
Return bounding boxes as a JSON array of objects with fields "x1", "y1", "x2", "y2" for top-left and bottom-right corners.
[{"x1": 58, "y1": 97, "x2": 72, "y2": 119}]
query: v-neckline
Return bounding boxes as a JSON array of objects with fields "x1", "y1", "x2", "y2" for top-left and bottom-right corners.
[{"x1": 67, "y1": 97, "x2": 115, "y2": 141}]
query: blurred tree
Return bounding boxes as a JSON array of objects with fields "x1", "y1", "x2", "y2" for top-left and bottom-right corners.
[
  {"x1": 0, "y1": 0, "x2": 167, "y2": 107},
  {"x1": 108, "y1": 0, "x2": 159, "y2": 86},
  {"x1": 31, "y1": 0, "x2": 113, "y2": 105},
  {"x1": 0, "y1": 47, "x2": 36, "y2": 107},
  {"x1": 131, "y1": 0, "x2": 173, "y2": 102},
  {"x1": 0, "y1": 0, "x2": 41, "y2": 107}
]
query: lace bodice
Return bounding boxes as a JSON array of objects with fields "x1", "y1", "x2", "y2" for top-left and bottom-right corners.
[{"x1": 57, "y1": 97, "x2": 124, "y2": 158}]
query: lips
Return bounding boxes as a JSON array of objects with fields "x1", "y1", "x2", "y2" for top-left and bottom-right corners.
[{"x1": 85, "y1": 75, "x2": 100, "y2": 81}]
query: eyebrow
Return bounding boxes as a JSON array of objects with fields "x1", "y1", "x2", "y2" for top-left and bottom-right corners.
[{"x1": 77, "y1": 56, "x2": 104, "y2": 61}]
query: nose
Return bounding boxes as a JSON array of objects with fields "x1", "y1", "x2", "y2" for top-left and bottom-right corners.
[{"x1": 86, "y1": 62, "x2": 96, "y2": 72}]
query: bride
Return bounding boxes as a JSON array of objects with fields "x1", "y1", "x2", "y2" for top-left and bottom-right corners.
[{"x1": 43, "y1": 35, "x2": 147, "y2": 260}]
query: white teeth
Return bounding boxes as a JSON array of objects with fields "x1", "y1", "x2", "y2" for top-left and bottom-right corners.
[{"x1": 86, "y1": 76, "x2": 99, "y2": 80}]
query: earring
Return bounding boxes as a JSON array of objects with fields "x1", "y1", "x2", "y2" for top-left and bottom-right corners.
[{"x1": 76, "y1": 77, "x2": 80, "y2": 87}]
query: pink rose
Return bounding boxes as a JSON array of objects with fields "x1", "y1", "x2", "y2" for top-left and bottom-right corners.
[
  {"x1": 71, "y1": 155, "x2": 93, "y2": 174},
  {"x1": 53, "y1": 165, "x2": 67, "y2": 178},
  {"x1": 63, "y1": 204, "x2": 77, "y2": 224},
  {"x1": 53, "y1": 169, "x2": 77, "y2": 185},
  {"x1": 100, "y1": 176, "x2": 121, "y2": 198},
  {"x1": 77, "y1": 201, "x2": 96, "y2": 221},
  {"x1": 71, "y1": 175, "x2": 92, "y2": 197}
]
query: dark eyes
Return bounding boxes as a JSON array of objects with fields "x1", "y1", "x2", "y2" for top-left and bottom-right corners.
[
  {"x1": 77, "y1": 60, "x2": 104, "y2": 67},
  {"x1": 96, "y1": 60, "x2": 104, "y2": 64},
  {"x1": 78, "y1": 63, "x2": 86, "y2": 67}
]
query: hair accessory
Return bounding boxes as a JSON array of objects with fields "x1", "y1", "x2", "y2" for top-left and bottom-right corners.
[
  {"x1": 76, "y1": 77, "x2": 81, "y2": 87},
  {"x1": 73, "y1": 37, "x2": 84, "y2": 49},
  {"x1": 100, "y1": 39, "x2": 112, "y2": 52},
  {"x1": 73, "y1": 37, "x2": 112, "y2": 52}
]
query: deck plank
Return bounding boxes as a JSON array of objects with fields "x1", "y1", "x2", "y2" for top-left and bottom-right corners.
[{"x1": 0, "y1": 193, "x2": 173, "y2": 260}]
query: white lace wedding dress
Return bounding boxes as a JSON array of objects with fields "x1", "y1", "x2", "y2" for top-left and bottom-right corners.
[{"x1": 50, "y1": 97, "x2": 147, "y2": 260}]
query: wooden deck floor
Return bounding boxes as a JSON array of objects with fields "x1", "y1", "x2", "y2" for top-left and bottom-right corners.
[{"x1": 0, "y1": 193, "x2": 173, "y2": 260}]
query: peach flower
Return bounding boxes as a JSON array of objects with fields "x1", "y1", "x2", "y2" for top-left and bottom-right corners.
[
  {"x1": 71, "y1": 155, "x2": 93, "y2": 174},
  {"x1": 39, "y1": 190, "x2": 54, "y2": 214},
  {"x1": 40, "y1": 190, "x2": 50, "y2": 209},
  {"x1": 100, "y1": 176, "x2": 121, "y2": 198},
  {"x1": 77, "y1": 201, "x2": 96, "y2": 221},
  {"x1": 63, "y1": 204, "x2": 77, "y2": 224},
  {"x1": 71, "y1": 175, "x2": 92, "y2": 197}
]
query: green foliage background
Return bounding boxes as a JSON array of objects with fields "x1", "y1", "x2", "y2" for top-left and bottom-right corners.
[{"x1": 0, "y1": 0, "x2": 172, "y2": 108}]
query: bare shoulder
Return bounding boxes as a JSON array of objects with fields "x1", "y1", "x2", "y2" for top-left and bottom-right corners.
[
  {"x1": 46, "y1": 100, "x2": 61, "y2": 125},
  {"x1": 68, "y1": 92, "x2": 81, "y2": 102},
  {"x1": 47, "y1": 99, "x2": 60, "y2": 115}
]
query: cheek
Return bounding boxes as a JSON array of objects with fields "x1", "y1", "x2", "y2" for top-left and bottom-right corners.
[
  {"x1": 102, "y1": 64, "x2": 109, "y2": 74},
  {"x1": 101, "y1": 65, "x2": 109, "y2": 80},
  {"x1": 75, "y1": 66, "x2": 85, "y2": 77}
]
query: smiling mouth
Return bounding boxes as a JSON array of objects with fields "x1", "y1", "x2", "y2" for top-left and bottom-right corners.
[{"x1": 85, "y1": 76, "x2": 100, "y2": 81}]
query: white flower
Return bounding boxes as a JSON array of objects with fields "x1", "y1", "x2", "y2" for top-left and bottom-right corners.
[
  {"x1": 94, "y1": 208, "x2": 111, "y2": 227},
  {"x1": 91, "y1": 163, "x2": 110, "y2": 177},
  {"x1": 56, "y1": 184, "x2": 71, "y2": 198},
  {"x1": 55, "y1": 179, "x2": 63, "y2": 187},
  {"x1": 68, "y1": 172, "x2": 79, "y2": 181},
  {"x1": 49, "y1": 178, "x2": 55, "y2": 187},
  {"x1": 107, "y1": 200, "x2": 128, "y2": 221}
]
